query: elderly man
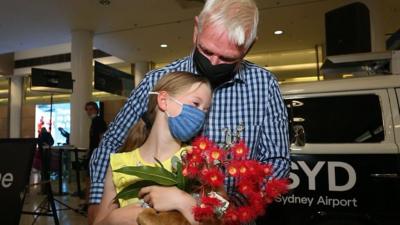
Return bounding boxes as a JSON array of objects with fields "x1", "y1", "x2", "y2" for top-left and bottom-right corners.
[{"x1": 89, "y1": 0, "x2": 290, "y2": 224}]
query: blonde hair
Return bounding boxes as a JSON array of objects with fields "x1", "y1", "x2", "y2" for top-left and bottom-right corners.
[
  {"x1": 119, "y1": 71, "x2": 211, "y2": 152},
  {"x1": 198, "y1": 0, "x2": 259, "y2": 49}
]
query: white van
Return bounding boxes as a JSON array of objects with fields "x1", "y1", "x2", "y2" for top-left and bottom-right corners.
[{"x1": 261, "y1": 75, "x2": 400, "y2": 225}]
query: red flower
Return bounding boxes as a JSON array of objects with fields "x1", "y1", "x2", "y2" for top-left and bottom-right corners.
[
  {"x1": 244, "y1": 160, "x2": 262, "y2": 178},
  {"x1": 183, "y1": 161, "x2": 200, "y2": 177},
  {"x1": 193, "y1": 196, "x2": 222, "y2": 222},
  {"x1": 186, "y1": 146, "x2": 201, "y2": 155},
  {"x1": 238, "y1": 163, "x2": 249, "y2": 176},
  {"x1": 227, "y1": 163, "x2": 239, "y2": 177},
  {"x1": 237, "y1": 206, "x2": 255, "y2": 223},
  {"x1": 223, "y1": 208, "x2": 240, "y2": 225},
  {"x1": 193, "y1": 203, "x2": 214, "y2": 221},
  {"x1": 247, "y1": 192, "x2": 266, "y2": 216},
  {"x1": 186, "y1": 153, "x2": 203, "y2": 164},
  {"x1": 205, "y1": 146, "x2": 225, "y2": 163},
  {"x1": 200, "y1": 167, "x2": 209, "y2": 175},
  {"x1": 261, "y1": 164, "x2": 273, "y2": 177},
  {"x1": 237, "y1": 178, "x2": 257, "y2": 196},
  {"x1": 266, "y1": 179, "x2": 289, "y2": 199},
  {"x1": 230, "y1": 141, "x2": 249, "y2": 159},
  {"x1": 201, "y1": 196, "x2": 221, "y2": 207},
  {"x1": 238, "y1": 183, "x2": 253, "y2": 195},
  {"x1": 184, "y1": 146, "x2": 203, "y2": 164},
  {"x1": 201, "y1": 167, "x2": 224, "y2": 188},
  {"x1": 243, "y1": 160, "x2": 257, "y2": 174},
  {"x1": 193, "y1": 136, "x2": 214, "y2": 151}
]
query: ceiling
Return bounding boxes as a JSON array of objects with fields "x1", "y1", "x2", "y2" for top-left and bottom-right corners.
[{"x1": 1, "y1": 0, "x2": 399, "y2": 66}]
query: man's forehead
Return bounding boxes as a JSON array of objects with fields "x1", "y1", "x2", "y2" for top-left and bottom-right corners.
[{"x1": 197, "y1": 25, "x2": 245, "y2": 58}]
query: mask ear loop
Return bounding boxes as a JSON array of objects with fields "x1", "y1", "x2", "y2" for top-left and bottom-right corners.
[{"x1": 169, "y1": 96, "x2": 183, "y2": 106}]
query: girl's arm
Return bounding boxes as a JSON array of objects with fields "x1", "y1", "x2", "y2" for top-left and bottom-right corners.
[{"x1": 93, "y1": 166, "x2": 144, "y2": 225}]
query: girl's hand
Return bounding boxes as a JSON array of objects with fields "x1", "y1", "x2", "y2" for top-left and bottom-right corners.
[
  {"x1": 138, "y1": 186, "x2": 198, "y2": 224},
  {"x1": 138, "y1": 186, "x2": 188, "y2": 211}
]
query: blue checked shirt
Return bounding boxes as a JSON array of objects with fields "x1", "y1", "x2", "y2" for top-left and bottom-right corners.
[{"x1": 89, "y1": 54, "x2": 290, "y2": 205}]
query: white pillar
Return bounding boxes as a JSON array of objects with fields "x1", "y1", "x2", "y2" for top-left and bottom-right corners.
[
  {"x1": 70, "y1": 30, "x2": 93, "y2": 148},
  {"x1": 134, "y1": 61, "x2": 150, "y2": 87},
  {"x1": 9, "y1": 76, "x2": 24, "y2": 138}
]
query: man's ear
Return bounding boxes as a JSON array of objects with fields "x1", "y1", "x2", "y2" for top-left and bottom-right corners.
[
  {"x1": 193, "y1": 16, "x2": 199, "y2": 45},
  {"x1": 157, "y1": 91, "x2": 169, "y2": 111}
]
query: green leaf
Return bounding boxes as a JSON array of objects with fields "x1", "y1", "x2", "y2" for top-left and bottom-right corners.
[
  {"x1": 153, "y1": 157, "x2": 166, "y2": 170},
  {"x1": 114, "y1": 166, "x2": 177, "y2": 186},
  {"x1": 115, "y1": 180, "x2": 159, "y2": 200},
  {"x1": 176, "y1": 161, "x2": 186, "y2": 191},
  {"x1": 153, "y1": 157, "x2": 175, "y2": 177}
]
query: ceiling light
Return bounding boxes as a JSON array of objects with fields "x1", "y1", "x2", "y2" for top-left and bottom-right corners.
[
  {"x1": 160, "y1": 44, "x2": 168, "y2": 48},
  {"x1": 274, "y1": 30, "x2": 284, "y2": 35}
]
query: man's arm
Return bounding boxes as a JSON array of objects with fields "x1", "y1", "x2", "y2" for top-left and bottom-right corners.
[
  {"x1": 257, "y1": 78, "x2": 290, "y2": 178},
  {"x1": 89, "y1": 75, "x2": 154, "y2": 204}
]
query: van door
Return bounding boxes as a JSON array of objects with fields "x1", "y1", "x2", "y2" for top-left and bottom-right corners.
[{"x1": 271, "y1": 90, "x2": 400, "y2": 225}]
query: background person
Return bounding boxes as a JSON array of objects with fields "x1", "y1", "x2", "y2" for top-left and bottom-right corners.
[
  {"x1": 38, "y1": 127, "x2": 54, "y2": 147},
  {"x1": 83, "y1": 101, "x2": 107, "y2": 209},
  {"x1": 85, "y1": 101, "x2": 108, "y2": 159}
]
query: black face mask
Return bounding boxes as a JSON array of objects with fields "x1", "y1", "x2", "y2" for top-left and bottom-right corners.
[{"x1": 193, "y1": 47, "x2": 237, "y2": 89}]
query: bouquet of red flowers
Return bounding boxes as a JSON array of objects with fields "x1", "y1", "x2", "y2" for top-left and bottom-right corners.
[
  {"x1": 114, "y1": 136, "x2": 288, "y2": 225},
  {"x1": 184, "y1": 137, "x2": 288, "y2": 224}
]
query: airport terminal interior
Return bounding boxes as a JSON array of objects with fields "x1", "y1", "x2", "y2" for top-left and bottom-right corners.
[{"x1": 0, "y1": 0, "x2": 400, "y2": 225}]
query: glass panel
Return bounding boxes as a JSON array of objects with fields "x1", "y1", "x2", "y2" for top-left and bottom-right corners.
[{"x1": 285, "y1": 94, "x2": 384, "y2": 143}]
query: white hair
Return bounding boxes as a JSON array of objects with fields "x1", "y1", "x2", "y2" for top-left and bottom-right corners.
[{"x1": 198, "y1": 0, "x2": 259, "y2": 49}]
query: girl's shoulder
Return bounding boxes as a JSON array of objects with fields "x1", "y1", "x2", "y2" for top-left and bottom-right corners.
[
  {"x1": 110, "y1": 149, "x2": 139, "y2": 169},
  {"x1": 110, "y1": 150, "x2": 137, "y2": 159}
]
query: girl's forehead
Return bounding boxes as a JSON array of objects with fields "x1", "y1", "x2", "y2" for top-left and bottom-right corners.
[{"x1": 179, "y1": 82, "x2": 211, "y2": 96}]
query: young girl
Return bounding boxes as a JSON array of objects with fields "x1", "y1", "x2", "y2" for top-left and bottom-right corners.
[{"x1": 94, "y1": 71, "x2": 212, "y2": 225}]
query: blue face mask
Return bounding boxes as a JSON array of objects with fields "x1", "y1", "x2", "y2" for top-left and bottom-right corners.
[{"x1": 149, "y1": 92, "x2": 206, "y2": 142}]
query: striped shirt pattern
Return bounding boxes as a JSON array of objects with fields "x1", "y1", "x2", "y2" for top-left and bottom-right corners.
[{"x1": 89, "y1": 54, "x2": 290, "y2": 208}]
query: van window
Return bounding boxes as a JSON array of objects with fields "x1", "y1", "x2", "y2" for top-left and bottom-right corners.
[{"x1": 285, "y1": 94, "x2": 384, "y2": 143}]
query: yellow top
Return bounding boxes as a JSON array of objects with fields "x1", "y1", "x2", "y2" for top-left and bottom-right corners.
[{"x1": 110, "y1": 147, "x2": 186, "y2": 207}]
